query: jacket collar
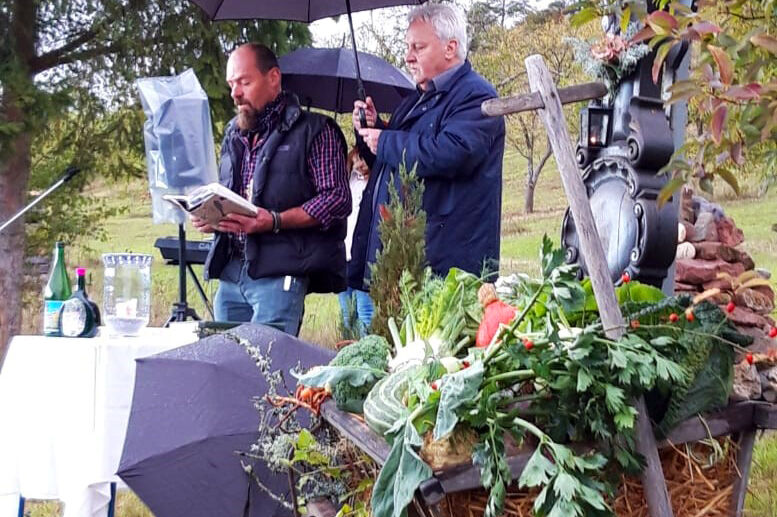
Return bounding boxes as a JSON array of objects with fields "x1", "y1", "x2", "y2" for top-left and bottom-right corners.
[
  {"x1": 278, "y1": 92, "x2": 302, "y2": 133},
  {"x1": 420, "y1": 60, "x2": 471, "y2": 94},
  {"x1": 428, "y1": 61, "x2": 466, "y2": 92},
  {"x1": 392, "y1": 61, "x2": 471, "y2": 128}
]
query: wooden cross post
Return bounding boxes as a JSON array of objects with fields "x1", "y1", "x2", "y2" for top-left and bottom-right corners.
[{"x1": 483, "y1": 55, "x2": 675, "y2": 517}]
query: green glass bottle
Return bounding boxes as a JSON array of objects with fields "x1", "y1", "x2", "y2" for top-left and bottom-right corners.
[
  {"x1": 61, "y1": 268, "x2": 101, "y2": 338},
  {"x1": 43, "y1": 242, "x2": 72, "y2": 336}
]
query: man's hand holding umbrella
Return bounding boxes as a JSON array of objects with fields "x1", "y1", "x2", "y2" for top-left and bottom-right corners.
[
  {"x1": 354, "y1": 96, "x2": 382, "y2": 154},
  {"x1": 353, "y1": 96, "x2": 379, "y2": 129}
]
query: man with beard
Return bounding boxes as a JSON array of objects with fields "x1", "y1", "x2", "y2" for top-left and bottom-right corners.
[
  {"x1": 192, "y1": 43, "x2": 350, "y2": 336},
  {"x1": 350, "y1": 4, "x2": 505, "y2": 289}
]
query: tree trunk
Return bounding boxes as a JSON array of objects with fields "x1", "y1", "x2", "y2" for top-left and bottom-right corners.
[
  {"x1": 1, "y1": 0, "x2": 36, "y2": 367},
  {"x1": 524, "y1": 157, "x2": 535, "y2": 213},
  {"x1": 524, "y1": 144, "x2": 552, "y2": 215},
  {"x1": 524, "y1": 176, "x2": 536, "y2": 213},
  {"x1": 0, "y1": 100, "x2": 32, "y2": 368}
]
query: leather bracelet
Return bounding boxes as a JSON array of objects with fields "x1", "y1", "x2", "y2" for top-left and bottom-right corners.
[{"x1": 270, "y1": 210, "x2": 281, "y2": 234}]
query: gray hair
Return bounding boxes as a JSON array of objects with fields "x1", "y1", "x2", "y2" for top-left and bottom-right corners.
[{"x1": 407, "y1": 4, "x2": 468, "y2": 61}]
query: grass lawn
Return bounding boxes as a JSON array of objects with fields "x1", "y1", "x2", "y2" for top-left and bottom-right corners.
[{"x1": 22, "y1": 147, "x2": 777, "y2": 515}]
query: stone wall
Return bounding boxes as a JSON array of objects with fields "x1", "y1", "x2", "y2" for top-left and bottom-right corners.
[{"x1": 674, "y1": 187, "x2": 777, "y2": 402}]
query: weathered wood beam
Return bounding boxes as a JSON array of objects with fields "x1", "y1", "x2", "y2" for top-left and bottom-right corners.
[
  {"x1": 733, "y1": 430, "x2": 757, "y2": 517},
  {"x1": 319, "y1": 400, "x2": 390, "y2": 464},
  {"x1": 754, "y1": 401, "x2": 777, "y2": 429},
  {"x1": 481, "y1": 82, "x2": 607, "y2": 117},
  {"x1": 523, "y1": 55, "x2": 674, "y2": 517},
  {"x1": 660, "y1": 402, "x2": 755, "y2": 447}
]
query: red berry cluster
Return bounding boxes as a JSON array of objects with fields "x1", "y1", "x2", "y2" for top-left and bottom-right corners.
[{"x1": 666, "y1": 309, "x2": 696, "y2": 323}]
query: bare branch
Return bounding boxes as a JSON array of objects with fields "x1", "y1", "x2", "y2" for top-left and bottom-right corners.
[
  {"x1": 33, "y1": 43, "x2": 124, "y2": 73},
  {"x1": 30, "y1": 27, "x2": 100, "y2": 73},
  {"x1": 533, "y1": 139, "x2": 553, "y2": 181},
  {"x1": 496, "y1": 70, "x2": 527, "y2": 89}
]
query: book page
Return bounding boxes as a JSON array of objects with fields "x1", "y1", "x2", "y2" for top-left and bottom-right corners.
[{"x1": 163, "y1": 183, "x2": 258, "y2": 227}]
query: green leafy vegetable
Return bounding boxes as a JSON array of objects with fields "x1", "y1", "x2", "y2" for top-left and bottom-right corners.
[
  {"x1": 370, "y1": 412, "x2": 433, "y2": 517},
  {"x1": 434, "y1": 360, "x2": 485, "y2": 440}
]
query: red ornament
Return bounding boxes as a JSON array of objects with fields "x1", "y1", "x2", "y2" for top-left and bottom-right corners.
[
  {"x1": 669, "y1": 313, "x2": 679, "y2": 323},
  {"x1": 621, "y1": 272, "x2": 631, "y2": 284},
  {"x1": 630, "y1": 320, "x2": 640, "y2": 329},
  {"x1": 523, "y1": 339, "x2": 534, "y2": 351},
  {"x1": 685, "y1": 310, "x2": 695, "y2": 322},
  {"x1": 430, "y1": 381, "x2": 438, "y2": 391},
  {"x1": 462, "y1": 360, "x2": 471, "y2": 368},
  {"x1": 770, "y1": 327, "x2": 777, "y2": 339},
  {"x1": 726, "y1": 301, "x2": 736, "y2": 314},
  {"x1": 746, "y1": 353, "x2": 754, "y2": 365}
]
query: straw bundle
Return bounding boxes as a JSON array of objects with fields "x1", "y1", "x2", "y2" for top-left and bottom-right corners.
[{"x1": 438, "y1": 438, "x2": 739, "y2": 517}]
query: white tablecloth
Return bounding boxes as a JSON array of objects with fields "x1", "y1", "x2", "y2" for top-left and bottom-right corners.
[{"x1": 0, "y1": 325, "x2": 199, "y2": 517}]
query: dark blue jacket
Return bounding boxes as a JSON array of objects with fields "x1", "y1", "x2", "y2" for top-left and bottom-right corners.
[{"x1": 348, "y1": 61, "x2": 505, "y2": 290}]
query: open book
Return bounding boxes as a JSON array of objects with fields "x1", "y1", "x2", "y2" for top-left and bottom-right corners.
[{"x1": 163, "y1": 183, "x2": 258, "y2": 227}]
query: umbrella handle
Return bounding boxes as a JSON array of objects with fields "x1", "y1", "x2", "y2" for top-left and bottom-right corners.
[{"x1": 346, "y1": 0, "x2": 369, "y2": 130}]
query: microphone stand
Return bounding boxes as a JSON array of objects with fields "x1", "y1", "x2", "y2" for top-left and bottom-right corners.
[{"x1": 0, "y1": 166, "x2": 81, "y2": 234}]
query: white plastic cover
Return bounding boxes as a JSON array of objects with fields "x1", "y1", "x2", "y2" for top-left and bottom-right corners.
[{"x1": 137, "y1": 69, "x2": 218, "y2": 224}]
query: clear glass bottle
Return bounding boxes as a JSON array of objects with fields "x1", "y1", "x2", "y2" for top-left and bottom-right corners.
[{"x1": 43, "y1": 242, "x2": 72, "y2": 336}]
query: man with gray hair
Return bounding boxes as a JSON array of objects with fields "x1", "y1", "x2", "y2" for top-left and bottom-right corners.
[{"x1": 349, "y1": 3, "x2": 505, "y2": 289}]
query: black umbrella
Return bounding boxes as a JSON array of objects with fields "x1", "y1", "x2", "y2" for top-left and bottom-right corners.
[
  {"x1": 188, "y1": 0, "x2": 427, "y2": 124},
  {"x1": 117, "y1": 324, "x2": 335, "y2": 517},
  {"x1": 279, "y1": 47, "x2": 414, "y2": 113}
]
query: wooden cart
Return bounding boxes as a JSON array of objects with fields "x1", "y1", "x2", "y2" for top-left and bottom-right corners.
[{"x1": 320, "y1": 399, "x2": 777, "y2": 517}]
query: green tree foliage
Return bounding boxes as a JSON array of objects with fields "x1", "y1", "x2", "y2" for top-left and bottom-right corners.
[
  {"x1": 466, "y1": 0, "x2": 530, "y2": 51},
  {"x1": 368, "y1": 160, "x2": 427, "y2": 339},
  {"x1": 569, "y1": 0, "x2": 777, "y2": 197},
  {"x1": 470, "y1": 11, "x2": 596, "y2": 212},
  {"x1": 0, "y1": 0, "x2": 310, "y2": 356}
]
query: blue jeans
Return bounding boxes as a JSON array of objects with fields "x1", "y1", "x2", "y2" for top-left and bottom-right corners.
[
  {"x1": 337, "y1": 288, "x2": 374, "y2": 336},
  {"x1": 214, "y1": 259, "x2": 308, "y2": 336}
]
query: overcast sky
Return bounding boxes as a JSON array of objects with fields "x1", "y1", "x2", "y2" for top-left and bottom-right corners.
[{"x1": 309, "y1": 0, "x2": 553, "y2": 47}]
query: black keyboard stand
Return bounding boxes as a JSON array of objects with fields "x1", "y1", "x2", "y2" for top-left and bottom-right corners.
[
  {"x1": 186, "y1": 262, "x2": 215, "y2": 319},
  {"x1": 164, "y1": 224, "x2": 207, "y2": 326}
]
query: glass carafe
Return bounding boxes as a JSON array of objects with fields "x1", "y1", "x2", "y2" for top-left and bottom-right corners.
[{"x1": 102, "y1": 253, "x2": 152, "y2": 336}]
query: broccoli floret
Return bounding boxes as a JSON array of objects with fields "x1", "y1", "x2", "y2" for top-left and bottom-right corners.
[
  {"x1": 328, "y1": 335, "x2": 390, "y2": 413},
  {"x1": 330, "y1": 334, "x2": 391, "y2": 371}
]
